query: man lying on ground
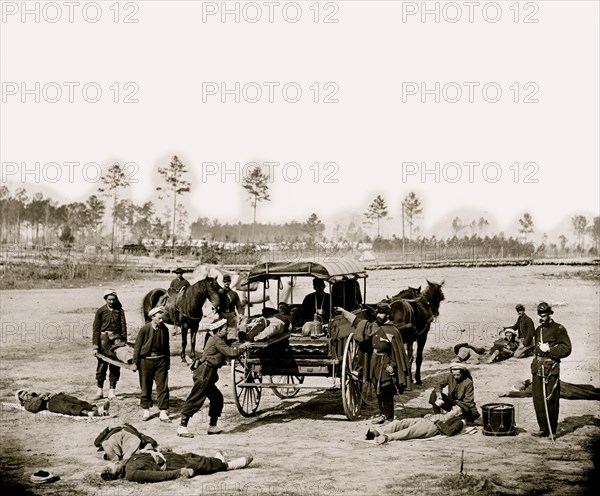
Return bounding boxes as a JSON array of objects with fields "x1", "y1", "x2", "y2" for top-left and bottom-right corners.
[
  {"x1": 16, "y1": 390, "x2": 110, "y2": 417},
  {"x1": 365, "y1": 412, "x2": 466, "y2": 444},
  {"x1": 500, "y1": 379, "x2": 600, "y2": 401},
  {"x1": 101, "y1": 446, "x2": 253, "y2": 482}
]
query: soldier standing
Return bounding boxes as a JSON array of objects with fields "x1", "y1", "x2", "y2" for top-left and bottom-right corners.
[
  {"x1": 531, "y1": 302, "x2": 572, "y2": 438},
  {"x1": 93, "y1": 289, "x2": 127, "y2": 400}
]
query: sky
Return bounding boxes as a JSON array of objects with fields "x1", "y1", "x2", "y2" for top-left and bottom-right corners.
[{"x1": 1, "y1": 0, "x2": 599, "y2": 242}]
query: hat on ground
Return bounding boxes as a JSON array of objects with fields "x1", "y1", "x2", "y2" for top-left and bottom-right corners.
[
  {"x1": 209, "y1": 319, "x2": 228, "y2": 331},
  {"x1": 103, "y1": 289, "x2": 117, "y2": 299},
  {"x1": 148, "y1": 306, "x2": 165, "y2": 318},
  {"x1": 174, "y1": 268, "x2": 184, "y2": 274},
  {"x1": 30, "y1": 470, "x2": 60, "y2": 484},
  {"x1": 537, "y1": 301, "x2": 554, "y2": 316},
  {"x1": 449, "y1": 363, "x2": 468, "y2": 371},
  {"x1": 515, "y1": 304, "x2": 525, "y2": 311},
  {"x1": 223, "y1": 275, "x2": 232, "y2": 282}
]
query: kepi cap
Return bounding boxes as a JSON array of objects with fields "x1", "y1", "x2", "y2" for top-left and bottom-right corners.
[
  {"x1": 174, "y1": 268, "x2": 184, "y2": 274},
  {"x1": 537, "y1": 302, "x2": 554, "y2": 316},
  {"x1": 222, "y1": 275, "x2": 232, "y2": 282},
  {"x1": 515, "y1": 304, "x2": 524, "y2": 311}
]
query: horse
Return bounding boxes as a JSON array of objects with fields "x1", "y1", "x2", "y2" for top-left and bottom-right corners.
[
  {"x1": 387, "y1": 280, "x2": 445, "y2": 385},
  {"x1": 142, "y1": 276, "x2": 222, "y2": 362}
]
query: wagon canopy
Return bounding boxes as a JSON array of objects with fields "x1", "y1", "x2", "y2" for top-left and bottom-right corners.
[{"x1": 243, "y1": 258, "x2": 367, "y2": 285}]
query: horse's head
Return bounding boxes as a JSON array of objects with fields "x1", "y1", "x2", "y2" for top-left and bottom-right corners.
[
  {"x1": 424, "y1": 280, "x2": 445, "y2": 313},
  {"x1": 205, "y1": 276, "x2": 222, "y2": 310}
]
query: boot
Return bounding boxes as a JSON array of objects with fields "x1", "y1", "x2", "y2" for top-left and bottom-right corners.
[
  {"x1": 159, "y1": 410, "x2": 171, "y2": 423},
  {"x1": 207, "y1": 425, "x2": 223, "y2": 435},
  {"x1": 177, "y1": 425, "x2": 194, "y2": 438},
  {"x1": 226, "y1": 455, "x2": 253, "y2": 470},
  {"x1": 142, "y1": 409, "x2": 151, "y2": 421},
  {"x1": 107, "y1": 388, "x2": 116, "y2": 399},
  {"x1": 93, "y1": 387, "x2": 104, "y2": 400},
  {"x1": 214, "y1": 450, "x2": 226, "y2": 462}
]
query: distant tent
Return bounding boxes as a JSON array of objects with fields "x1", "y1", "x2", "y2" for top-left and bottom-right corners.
[{"x1": 359, "y1": 250, "x2": 376, "y2": 262}]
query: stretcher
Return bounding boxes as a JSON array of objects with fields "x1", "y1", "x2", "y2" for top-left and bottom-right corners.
[{"x1": 94, "y1": 352, "x2": 136, "y2": 371}]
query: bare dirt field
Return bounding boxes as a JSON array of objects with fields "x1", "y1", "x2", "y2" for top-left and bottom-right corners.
[{"x1": 1, "y1": 265, "x2": 599, "y2": 496}]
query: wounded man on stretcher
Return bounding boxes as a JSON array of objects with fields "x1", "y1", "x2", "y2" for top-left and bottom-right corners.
[
  {"x1": 237, "y1": 303, "x2": 292, "y2": 343},
  {"x1": 101, "y1": 332, "x2": 134, "y2": 364}
]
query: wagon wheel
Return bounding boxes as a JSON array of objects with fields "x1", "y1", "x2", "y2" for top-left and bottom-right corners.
[
  {"x1": 362, "y1": 379, "x2": 377, "y2": 406},
  {"x1": 270, "y1": 375, "x2": 305, "y2": 399},
  {"x1": 341, "y1": 333, "x2": 364, "y2": 420},
  {"x1": 231, "y1": 357, "x2": 262, "y2": 417}
]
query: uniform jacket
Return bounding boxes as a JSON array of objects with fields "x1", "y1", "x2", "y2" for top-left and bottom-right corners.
[
  {"x1": 93, "y1": 304, "x2": 127, "y2": 348},
  {"x1": 353, "y1": 319, "x2": 411, "y2": 392},
  {"x1": 507, "y1": 314, "x2": 535, "y2": 348},
  {"x1": 169, "y1": 277, "x2": 190, "y2": 295},
  {"x1": 94, "y1": 423, "x2": 157, "y2": 452},
  {"x1": 435, "y1": 373, "x2": 478, "y2": 420},
  {"x1": 200, "y1": 333, "x2": 243, "y2": 368},
  {"x1": 132, "y1": 322, "x2": 170, "y2": 370},
  {"x1": 219, "y1": 288, "x2": 243, "y2": 314},
  {"x1": 531, "y1": 319, "x2": 571, "y2": 376},
  {"x1": 21, "y1": 392, "x2": 51, "y2": 413}
]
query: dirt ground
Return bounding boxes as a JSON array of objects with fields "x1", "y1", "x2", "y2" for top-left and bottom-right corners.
[{"x1": 1, "y1": 265, "x2": 599, "y2": 495}]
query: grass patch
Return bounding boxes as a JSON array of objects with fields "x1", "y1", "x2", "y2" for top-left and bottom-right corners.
[
  {"x1": 0, "y1": 262, "x2": 163, "y2": 290},
  {"x1": 424, "y1": 347, "x2": 456, "y2": 364},
  {"x1": 541, "y1": 268, "x2": 600, "y2": 281}
]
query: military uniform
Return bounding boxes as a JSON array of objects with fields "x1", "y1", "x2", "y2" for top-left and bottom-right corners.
[
  {"x1": 179, "y1": 320, "x2": 247, "y2": 435},
  {"x1": 133, "y1": 320, "x2": 171, "y2": 412},
  {"x1": 531, "y1": 305, "x2": 571, "y2": 436},
  {"x1": 352, "y1": 317, "x2": 411, "y2": 422},
  {"x1": 93, "y1": 300, "x2": 127, "y2": 392},
  {"x1": 219, "y1": 288, "x2": 243, "y2": 337},
  {"x1": 169, "y1": 276, "x2": 190, "y2": 296}
]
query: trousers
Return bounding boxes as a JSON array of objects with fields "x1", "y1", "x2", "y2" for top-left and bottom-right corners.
[
  {"x1": 138, "y1": 357, "x2": 169, "y2": 410},
  {"x1": 96, "y1": 358, "x2": 120, "y2": 388},
  {"x1": 180, "y1": 364, "x2": 224, "y2": 423},
  {"x1": 532, "y1": 372, "x2": 560, "y2": 435},
  {"x1": 47, "y1": 393, "x2": 94, "y2": 416},
  {"x1": 379, "y1": 418, "x2": 439, "y2": 441}
]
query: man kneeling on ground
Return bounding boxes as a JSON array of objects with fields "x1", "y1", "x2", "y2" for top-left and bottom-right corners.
[
  {"x1": 429, "y1": 363, "x2": 480, "y2": 422},
  {"x1": 101, "y1": 447, "x2": 253, "y2": 482},
  {"x1": 16, "y1": 390, "x2": 110, "y2": 417}
]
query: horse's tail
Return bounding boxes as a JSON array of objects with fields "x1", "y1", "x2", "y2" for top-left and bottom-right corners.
[{"x1": 142, "y1": 288, "x2": 169, "y2": 322}]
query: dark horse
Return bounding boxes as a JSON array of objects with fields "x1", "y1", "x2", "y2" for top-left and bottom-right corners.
[
  {"x1": 388, "y1": 280, "x2": 445, "y2": 385},
  {"x1": 142, "y1": 277, "x2": 221, "y2": 362}
]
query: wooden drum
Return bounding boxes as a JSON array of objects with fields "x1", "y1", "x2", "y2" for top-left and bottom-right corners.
[{"x1": 482, "y1": 403, "x2": 516, "y2": 436}]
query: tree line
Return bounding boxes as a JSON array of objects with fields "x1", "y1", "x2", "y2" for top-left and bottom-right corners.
[{"x1": 1, "y1": 157, "x2": 599, "y2": 256}]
